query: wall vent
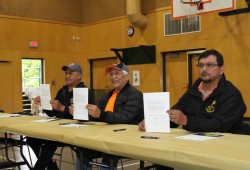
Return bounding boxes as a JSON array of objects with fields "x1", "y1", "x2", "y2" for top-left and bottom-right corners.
[{"x1": 164, "y1": 13, "x2": 200, "y2": 36}]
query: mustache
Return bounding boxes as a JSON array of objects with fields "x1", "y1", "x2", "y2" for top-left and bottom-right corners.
[{"x1": 201, "y1": 71, "x2": 209, "y2": 75}]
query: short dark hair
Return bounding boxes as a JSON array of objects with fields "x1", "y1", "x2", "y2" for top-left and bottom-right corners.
[{"x1": 198, "y1": 49, "x2": 224, "y2": 66}]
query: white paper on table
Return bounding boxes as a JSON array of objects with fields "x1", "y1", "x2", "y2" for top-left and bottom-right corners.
[
  {"x1": 31, "y1": 118, "x2": 59, "y2": 123},
  {"x1": 39, "y1": 84, "x2": 52, "y2": 110},
  {"x1": 73, "y1": 88, "x2": 89, "y2": 120},
  {"x1": 59, "y1": 124, "x2": 89, "y2": 128},
  {"x1": 0, "y1": 113, "x2": 21, "y2": 118},
  {"x1": 143, "y1": 92, "x2": 170, "y2": 133},
  {"x1": 175, "y1": 133, "x2": 223, "y2": 141}
]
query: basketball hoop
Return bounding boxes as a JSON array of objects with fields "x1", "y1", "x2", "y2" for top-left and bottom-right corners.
[
  {"x1": 172, "y1": 0, "x2": 235, "y2": 21},
  {"x1": 181, "y1": 0, "x2": 204, "y2": 10},
  {"x1": 180, "y1": 0, "x2": 204, "y2": 26}
]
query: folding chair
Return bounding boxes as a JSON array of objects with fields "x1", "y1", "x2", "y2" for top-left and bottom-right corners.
[
  {"x1": 0, "y1": 133, "x2": 33, "y2": 169},
  {"x1": 0, "y1": 111, "x2": 33, "y2": 169},
  {"x1": 54, "y1": 145, "x2": 76, "y2": 170}
]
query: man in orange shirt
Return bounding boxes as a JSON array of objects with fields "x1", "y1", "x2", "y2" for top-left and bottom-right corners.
[{"x1": 70, "y1": 62, "x2": 144, "y2": 170}]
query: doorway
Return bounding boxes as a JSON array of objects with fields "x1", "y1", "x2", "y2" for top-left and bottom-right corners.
[
  {"x1": 187, "y1": 50, "x2": 205, "y2": 87},
  {"x1": 22, "y1": 59, "x2": 43, "y2": 88},
  {"x1": 22, "y1": 58, "x2": 43, "y2": 113},
  {"x1": 163, "y1": 49, "x2": 204, "y2": 107},
  {"x1": 89, "y1": 57, "x2": 117, "y2": 103},
  {"x1": 0, "y1": 61, "x2": 13, "y2": 112}
]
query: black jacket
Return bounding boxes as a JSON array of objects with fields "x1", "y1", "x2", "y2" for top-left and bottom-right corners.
[
  {"x1": 92, "y1": 82, "x2": 144, "y2": 125},
  {"x1": 171, "y1": 77, "x2": 246, "y2": 134},
  {"x1": 44, "y1": 82, "x2": 87, "y2": 119}
]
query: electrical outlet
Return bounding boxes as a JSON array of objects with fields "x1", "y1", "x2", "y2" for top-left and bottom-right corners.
[{"x1": 133, "y1": 71, "x2": 140, "y2": 86}]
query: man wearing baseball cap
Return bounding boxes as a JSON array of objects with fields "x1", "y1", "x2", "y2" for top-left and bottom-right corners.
[
  {"x1": 72, "y1": 62, "x2": 144, "y2": 170},
  {"x1": 104, "y1": 62, "x2": 129, "y2": 74},
  {"x1": 27, "y1": 63, "x2": 88, "y2": 170},
  {"x1": 62, "y1": 63, "x2": 82, "y2": 75}
]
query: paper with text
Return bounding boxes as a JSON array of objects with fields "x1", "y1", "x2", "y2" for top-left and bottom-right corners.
[
  {"x1": 143, "y1": 92, "x2": 170, "y2": 133},
  {"x1": 39, "y1": 84, "x2": 52, "y2": 110},
  {"x1": 73, "y1": 88, "x2": 89, "y2": 120}
]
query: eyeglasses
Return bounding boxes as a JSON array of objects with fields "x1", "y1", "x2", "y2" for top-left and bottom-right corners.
[{"x1": 196, "y1": 63, "x2": 220, "y2": 70}]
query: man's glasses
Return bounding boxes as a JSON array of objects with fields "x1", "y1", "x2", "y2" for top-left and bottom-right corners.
[{"x1": 196, "y1": 63, "x2": 220, "y2": 70}]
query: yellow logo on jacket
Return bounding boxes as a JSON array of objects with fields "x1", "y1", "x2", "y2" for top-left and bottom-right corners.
[{"x1": 206, "y1": 100, "x2": 216, "y2": 113}]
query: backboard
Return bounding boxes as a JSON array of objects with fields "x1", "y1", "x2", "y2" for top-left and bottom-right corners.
[{"x1": 172, "y1": 0, "x2": 236, "y2": 19}]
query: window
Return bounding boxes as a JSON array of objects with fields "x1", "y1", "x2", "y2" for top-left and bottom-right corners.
[
  {"x1": 164, "y1": 13, "x2": 200, "y2": 36},
  {"x1": 22, "y1": 59, "x2": 43, "y2": 88}
]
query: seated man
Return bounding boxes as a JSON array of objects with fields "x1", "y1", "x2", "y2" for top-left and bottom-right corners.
[
  {"x1": 27, "y1": 63, "x2": 89, "y2": 170},
  {"x1": 70, "y1": 62, "x2": 144, "y2": 170},
  {"x1": 139, "y1": 49, "x2": 246, "y2": 170}
]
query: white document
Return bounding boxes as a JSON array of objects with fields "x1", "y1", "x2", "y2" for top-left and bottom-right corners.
[
  {"x1": 143, "y1": 92, "x2": 170, "y2": 133},
  {"x1": 59, "y1": 124, "x2": 89, "y2": 128},
  {"x1": 39, "y1": 84, "x2": 52, "y2": 110},
  {"x1": 73, "y1": 88, "x2": 89, "y2": 120},
  {"x1": 176, "y1": 133, "x2": 224, "y2": 141},
  {"x1": 31, "y1": 118, "x2": 59, "y2": 123},
  {"x1": 0, "y1": 113, "x2": 21, "y2": 118}
]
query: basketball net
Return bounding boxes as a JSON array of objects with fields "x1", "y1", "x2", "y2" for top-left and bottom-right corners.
[{"x1": 180, "y1": 0, "x2": 203, "y2": 26}]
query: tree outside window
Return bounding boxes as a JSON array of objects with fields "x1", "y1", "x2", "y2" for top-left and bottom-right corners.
[{"x1": 22, "y1": 59, "x2": 43, "y2": 88}]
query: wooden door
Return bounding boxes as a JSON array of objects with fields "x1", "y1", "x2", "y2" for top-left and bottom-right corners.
[
  {"x1": 91, "y1": 58, "x2": 117, "y2": 103},
  {"x1": 0, "y1": 61, "x2": 13, "y2": 113},
  {"x1": 165, "y1": 52, "x2": 188, "y2": 107},
  {"x1": 188, "y1": 50, "x2": 204, "y2": 85},
  {"x1": 191, "y1": 54, "x2": 200, "y2": 84},
  {"x1": 165, "y1": 50, "x2": 203, "y2": 107}
]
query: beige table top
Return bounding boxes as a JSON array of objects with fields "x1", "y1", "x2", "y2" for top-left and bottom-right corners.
[{"x1": 1, "y1": 114, "x2": 250, "y2": 170}]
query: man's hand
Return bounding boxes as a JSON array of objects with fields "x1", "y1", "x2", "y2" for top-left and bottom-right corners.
[
  {"x1": 33, "y1": 96, "x2": 41, "y2": 105},
  {"x1": 50, "y1": 100, "x2": 65, "y2": 112},
  {"x1": 69, "y1": 105, "x2": 74, "y2": 116},
  {"x1": 167, "y1": 109, "x2": 187, "y2": 125},
  {"x1": 138, "y1": 119, "x2": 146, "y2": 131},
  {"x1": 86, "y1": 104, "x2": 101, "y2": 118}
]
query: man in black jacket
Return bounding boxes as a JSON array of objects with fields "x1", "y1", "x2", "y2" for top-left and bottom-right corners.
[
  {"x1": 27, "y1": 63, "x2": 88, "y2": 170},
  {"x1": 86, "y1": 62, "x2": 143, "y2": 124},
  {"x1": 139, "y1": 49, "x2": 246, "y2": 170},
  {"x1": 167, "y1": 49, "x2": 246, "y2": 133},
  {"x1": 72, "y1": 62, "x2": 144, "y2": 170}
]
